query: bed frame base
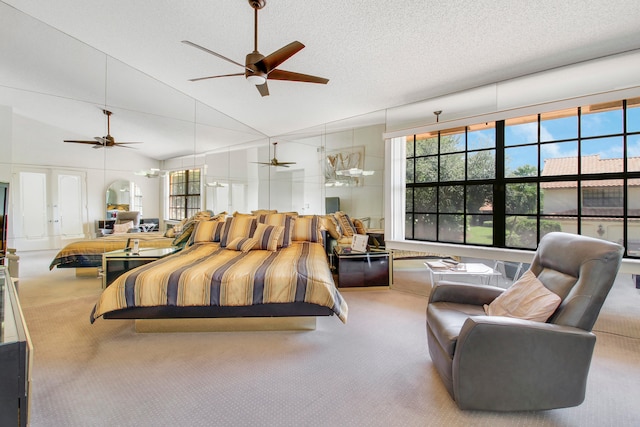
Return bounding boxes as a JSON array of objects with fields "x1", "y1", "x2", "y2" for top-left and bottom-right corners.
[
  {"x1": 76, "y1": 267, "x2": 99, "y2": 277},
  {"x1": 134, "y1": 316, "x2": 317, "y2": 333}
]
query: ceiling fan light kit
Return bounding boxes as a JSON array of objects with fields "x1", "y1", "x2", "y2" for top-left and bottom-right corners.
[
  {"x1": 246, "y1": 74, "x2": 267, "y2": 86},
  {"x1": 183, "y1": 0, "x2": 328, "y2": 96}
]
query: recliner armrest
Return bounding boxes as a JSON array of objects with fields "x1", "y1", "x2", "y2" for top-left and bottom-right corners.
[
  {"x1": 453, "y1": 316, "x2": 596, "y2": 411},
  {"x1": 429, "y1": 281, "x2": 504, "y2": 306}
]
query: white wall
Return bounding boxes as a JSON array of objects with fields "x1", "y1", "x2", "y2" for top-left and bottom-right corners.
[{"x1": 0, "y1": 105, "x2": 12, "y2": 182}]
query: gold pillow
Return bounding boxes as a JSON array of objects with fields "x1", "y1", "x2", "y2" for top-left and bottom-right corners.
[
  {"x1": 334, "y1": 211, "x2": 357, "y2": 238},
  {"x1": 171, "y1": 219, "x2": 198, "y2": 247},
  {"x1": 225, "y1": 237, "x2": 257, "y2": 253},
  {"x1": 251, "y1": 209, "x2": 278, "y2": 215},
  {"x1": 252, "y1": 223, "x2": 284, "y2": 251},
  {"x1": 256, "y1": 213, "x2": 295, "y2": 247},
  {"x1": 220, "y1": 216, "x2": 257, "y2": 247},
  {"x1": 292, "y1": 215, "x2": 323, "y2": 244},
  {"x1": 352, "y1": 218, "x2": 367, "y2": 234},
  {"x1": 190, "y1": 219, "x2": 225, "y2": 244},
  {"x1": 319, "y1": 215, "x2": 341, "y2": 239}
]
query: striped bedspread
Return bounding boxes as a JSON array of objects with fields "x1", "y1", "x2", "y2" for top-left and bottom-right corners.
[
  {"x1": 49, "y1": 232, "x2": 174, "y2": 270},
  {"x1": 91, "y1": 241, "x2": 348, "y2": 323}
]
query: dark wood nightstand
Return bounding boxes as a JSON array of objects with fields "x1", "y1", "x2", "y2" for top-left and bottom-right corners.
[{"x1": 333, "y1": 246, "x2": 391, "y2": 287}]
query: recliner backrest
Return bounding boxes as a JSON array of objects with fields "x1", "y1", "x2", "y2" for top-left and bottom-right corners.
[
  {"x1": 115, "y1": 211, "x2": 141, "y2": 227},
  {"x1": 529, "y1": 232, "x2": 623, "y2": 331}
]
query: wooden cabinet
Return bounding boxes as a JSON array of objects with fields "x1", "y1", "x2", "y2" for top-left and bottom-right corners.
[{"x1": 0, "y1": 268, "x2": 32, "y2": 427}]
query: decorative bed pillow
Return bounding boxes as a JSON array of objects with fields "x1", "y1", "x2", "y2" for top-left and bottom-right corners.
[
  {"x1": 113, "y1": 221, "x2": 134, "y2": 234},
  {"x1": 251, "y1": 209, "x2": 278, "y2": 215},
  {"x1": 256, "y1": 213, "x2": 295, "y2": 248},
  {"x1": 192, "y1": 210, "x2": 214, "y2": 221},
  {"x1": 292, "y1": 215, "x2": 323, "y2": 244},
  {"x1": 319, "y1": 215, "x2": 341, "y2": 239},
  {"x1": 225, "y1": 237, "x2": 257, "y2": 253},
  {"x1": 220, "y1": 216, "x2": 257, "y2": 247},
  {"x1": 352, "y1": 218, "x2": 367, "y2": 234},
  {"x1": 171, "y1": 219, "x2": 198, "y2": 247},
  {"x1": 334, "y1": 211, "x2": 357, "y2": 238},
  {"x1": 251, "y1": 223, "x2": 284, "y2": 251},
  {"x1": 484, "y1": 269, "x2": 561, "y2": 322},
  {"x1": 189, "y1": 219, "x2": 225, "y2": 244}
]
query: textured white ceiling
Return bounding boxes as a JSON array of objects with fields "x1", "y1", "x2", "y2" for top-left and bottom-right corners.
[{"x1": 3, "y1": 0, "x2": 640, "y2": 159}]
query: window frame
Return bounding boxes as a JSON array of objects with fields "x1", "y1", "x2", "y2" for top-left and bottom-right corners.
[
  {"x1": 168, "y1": 169, "x2": 201, "y2": 221},
  {"x1": 404, "y1": 98, "x2": 640, "y2": 257}
]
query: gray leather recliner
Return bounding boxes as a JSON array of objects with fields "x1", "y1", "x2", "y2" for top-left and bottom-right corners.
[
  {"x1": 426, "y1": 232, "x2": 624, "y2": 411},
  {"x1": 115, "y1": 211, "x2": 141, "y2": 231}
]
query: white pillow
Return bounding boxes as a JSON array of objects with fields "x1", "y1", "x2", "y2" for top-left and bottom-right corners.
[
  {"x1": 484, "y1": 269, "x2": 561, "y2": 322},
  {"x1": 113, "y1": 221, "x2": 134, "y2": 234}
]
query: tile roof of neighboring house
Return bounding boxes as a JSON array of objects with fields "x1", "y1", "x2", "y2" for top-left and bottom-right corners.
[
  {"x1": 541, "y1": 155, "x2": 640, "y2": 188},
  {"x1": 548, "y1": 208, "x2": 640, "y2": 216}
]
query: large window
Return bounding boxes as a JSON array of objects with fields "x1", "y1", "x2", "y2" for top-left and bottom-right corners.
[
  {"x1": 168, "y1": 169, "x2": 201, "y2": 220},
  {"x1": 405, "y1": 98, "x2": 640, "y2": 257}
]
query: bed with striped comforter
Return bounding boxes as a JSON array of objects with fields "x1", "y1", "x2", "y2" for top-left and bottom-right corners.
[
  {"x1": 49, "y1": 232, "x2": 174, "y2": 270},
  {"x1": 90, "y1": 240, "x2": 348, "y2": 323}
]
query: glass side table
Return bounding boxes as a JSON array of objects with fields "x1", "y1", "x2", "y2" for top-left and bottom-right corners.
[{"x1": 102, "y1": 246, "x2": 181, "y2": 288}]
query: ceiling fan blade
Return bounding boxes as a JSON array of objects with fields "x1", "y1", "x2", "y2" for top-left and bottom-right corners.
[
  {"x1": 275, "y1": 162, "x2": 296, "y2": 165},
  {"x1": 113, "y1": 144, "x2": 139, "y2": 149},
  {"x1": 64, "y1": 140, "x2": 100, "y2": 145},
  {"x1": 256, "y1": 41, "x2": 305, "y2": 73},
  {"x1": 113, "y1": 142, "x2": 144, "y2": 145},
  {"x1": 267, "y1": 69, "x2": 329, "y2": 84},
  {"x1": 181, "y1": 40, "x2": 252, "y2": 72},
  {"x1": 256, "y1": 82, "x2": 269, "y2": 97},
  {"x1": 189, "y1": 72, "x2": 245, "y2": 82}
]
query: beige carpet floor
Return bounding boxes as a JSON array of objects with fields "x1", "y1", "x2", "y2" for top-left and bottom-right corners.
[{"x1": 15, "y1": 250, "x2": 640, "y2": 426}]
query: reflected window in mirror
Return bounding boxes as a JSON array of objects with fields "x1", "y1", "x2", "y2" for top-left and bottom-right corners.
[{"x1": 169, "y1": 169, "x2": 201, "y2": 220}]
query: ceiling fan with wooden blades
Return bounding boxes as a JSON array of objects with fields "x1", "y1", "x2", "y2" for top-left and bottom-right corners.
[
  {"x1": 182, "y1": 0, "x2": 329, "y2": 97},
  {"x1": 64, "y1": 109, "x2": 143, "y2": 149},
  {"x1": 253, "y1": 142, "x2": 296, "y2": 167}
]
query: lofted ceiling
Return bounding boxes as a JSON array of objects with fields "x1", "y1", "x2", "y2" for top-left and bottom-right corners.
[{"x1": 3, "y1": 0, "x2": 640, "y2": 160}]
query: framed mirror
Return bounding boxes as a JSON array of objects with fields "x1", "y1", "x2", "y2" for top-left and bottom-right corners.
[{"x1": 106, "y1": 180, "x2": 141, "y2": 219}]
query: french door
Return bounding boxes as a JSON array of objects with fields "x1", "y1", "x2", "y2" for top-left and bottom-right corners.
[{"x1": 11, "y1": 168, "x2": 87, "y2": 250}]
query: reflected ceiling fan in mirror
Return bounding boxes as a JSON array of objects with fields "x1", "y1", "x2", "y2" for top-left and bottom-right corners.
[
  {"x1": 182, "y1": 0, "x2": 329, "y2": 97},
  {"x1": 253, "y1": 142, "x2": 296, "y2": 167},
  {"x1": 64, "y1": 109, "x2": 143, "y2": 149}
]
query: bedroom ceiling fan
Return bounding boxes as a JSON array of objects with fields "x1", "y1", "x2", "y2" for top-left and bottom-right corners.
[
  {"x1": 182, "y1": 0, "x2": 329, "y2": 97},
  {"x1": 64, "y1": 109, "x2": 143, "y2": 149},
  {"x1": 253, "y1": 142, "x2": 296, "y2": 167}
]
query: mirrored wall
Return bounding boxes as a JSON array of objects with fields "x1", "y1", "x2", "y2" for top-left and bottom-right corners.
[{"x1": 0, "y1": 3, "x2": 386, "y2": 250}]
